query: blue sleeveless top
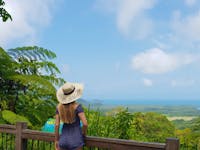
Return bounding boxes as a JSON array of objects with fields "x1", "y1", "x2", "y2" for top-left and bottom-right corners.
[{"x1": 56, "y1": 104, "x2": 84, "y2": 150}]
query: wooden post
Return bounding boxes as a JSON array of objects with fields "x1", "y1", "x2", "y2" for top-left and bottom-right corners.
[
  {"x1": 166, "y1": 138, "x2": 179, "y2": 150},
  {"x1": 15, "y1": 122, "x2": 27, "y2": 150}
]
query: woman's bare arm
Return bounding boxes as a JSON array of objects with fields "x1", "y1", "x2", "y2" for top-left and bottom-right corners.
[
  {"x1": 78, "y1": 112, "x2": 88, "y2": 136},
  {"x1": 54, "y1": 114, "x2": 60, "y2": 150}
]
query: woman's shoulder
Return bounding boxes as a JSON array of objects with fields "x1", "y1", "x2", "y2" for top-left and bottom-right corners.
[
  {"x1": 74, "y1": 103, "x2": 81, "y2": 109},
  {"x1": 75, "y1": 103, "x2": 84, "y2": 113}
]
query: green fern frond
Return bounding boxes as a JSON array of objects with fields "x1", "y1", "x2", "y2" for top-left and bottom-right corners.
[
  {"x1": 33, "y1": 61, "x2": 61, "y2": 74},
  {"x1": 7, "y1": 46, "x2": 61, "y2": 76},
  {"x1": 8, "y1": 46, "x2": 56, "y2": 61},
  {"x1": 8, "y1": 74, "x2": 56, "y2": 93},
  {"x1": 41, "y1": 75, "x2": 65, "y2": 87}
]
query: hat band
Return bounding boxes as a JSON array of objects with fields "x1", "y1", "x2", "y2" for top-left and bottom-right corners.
[{"x1": 63, "y1": 87, "x2": 75, "y2": 95}]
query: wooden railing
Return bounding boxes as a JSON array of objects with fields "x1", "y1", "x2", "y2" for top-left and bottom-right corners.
[{"x1": 0, "y1": 122, "x2": 180, "y2": 150}]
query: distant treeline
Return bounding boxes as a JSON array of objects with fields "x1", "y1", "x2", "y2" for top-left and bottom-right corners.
[{"x1": 78, "y1": 99, "x2": 200, "y2": 117}]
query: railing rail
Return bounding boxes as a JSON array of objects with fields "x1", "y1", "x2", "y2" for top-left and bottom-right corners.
[{"x1": 0, "y1": 122, "x2": 179, "y2": 150}]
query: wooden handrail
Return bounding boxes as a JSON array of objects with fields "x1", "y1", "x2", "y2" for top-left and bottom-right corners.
[
  {"x1": 0, "y1": 122, "x2": 180, "y2": 150},
  {"x1": 85, "y1": 136, "x2": 166, "y2": 150},
  {"x1": 22, "y1": 129, "x2": 54, "y2": 141},
  {"x1": 0, "y1": 124, "x2": 16, "y2": 134}
]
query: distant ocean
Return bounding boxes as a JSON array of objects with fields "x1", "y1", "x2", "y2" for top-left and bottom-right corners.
[{"x1": 98, "y1": 100, "x2": 200, "y2": 106}]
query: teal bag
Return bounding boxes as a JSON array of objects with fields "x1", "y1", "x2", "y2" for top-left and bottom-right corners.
[
  {"x1": 41, "y1": 118, "x2": 63, "y2": 133},
  {"x1": 42, "y1": 118, "x2": 83, "y2": 133}
]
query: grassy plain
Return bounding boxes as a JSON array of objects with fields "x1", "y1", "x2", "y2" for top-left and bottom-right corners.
[
  {"x1": 88, "y1": 105, "x2": 200, "y2": 117},
  {"x1": 167, "y1": 116, "x2": 197, "y2": 121}
]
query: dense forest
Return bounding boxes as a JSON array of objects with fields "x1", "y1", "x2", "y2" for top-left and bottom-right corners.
[{"x1": 0, "y1": 47, "x2": 200, "y2": 149}]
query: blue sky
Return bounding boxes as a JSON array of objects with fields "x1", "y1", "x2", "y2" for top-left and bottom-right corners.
[{"x1": 1, "y1": 0, "x2": 200, "y2": 101}]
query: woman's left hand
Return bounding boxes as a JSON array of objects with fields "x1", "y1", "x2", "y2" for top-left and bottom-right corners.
[{"x1": 55, "y1": 141, "x2": 59, "y2": 150}]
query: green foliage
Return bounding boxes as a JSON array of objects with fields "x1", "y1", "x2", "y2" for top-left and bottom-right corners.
[
  {"x1": 190, "y1": 117, "x2": 200, "y2": 132},
  {"x1": 132, "y1": 112, "x2": 175, "y2": 142},
  {"x1": 177, "y1": 116, "x2": 200, "y2": 149},
  {"x1": 91, "y1": 104, "x2": 200, "y2": 148},
  {"x1": 0, "y1": 100, "x2": 7, "y2": 110},
  {"x1": 0, "y1": 112, "x2": 6, "y2": 124},
  {"x1": 10, "y1": 74, "x2": 56, "y2": 94},
  {"x1": 85, "y1": 106, "x2": 116, "y2": 138},
  {"x1": 9, "y1": 46, "x2": 57, "y2": 60},
  {"x1": 8, "y1": 46, "x2": 64, "y2": 86},
  {"x1": 172, "y1": 119, "x2": 188, "y2": 129},
  {"x1": 0, "y1": 47, "x2": 15, "y2": 77},
  {"x1": 0, "y1": 46, "x2": 65, "y2": 129},
  {"x1": 176, "y1": 128, "x2": 200, "y2": 150},
  {"x1": 1, "y1": 110, "x2": 32, "y2": 127},
  {"x1": 85, "y1": 106, "x2": 175, "y2": 142},
  {"x1": 0, "y1": 0, "x2": 12, "y2": 22},
  {"x1": 15, "y1": 94, "x2": 56, "y2": 129},
  {"x1": 112, "y1": 108, "x2": 133, "y2": 139},
  {"x1": 86, "y1": 108, "x2": 103, "y2": 136}
]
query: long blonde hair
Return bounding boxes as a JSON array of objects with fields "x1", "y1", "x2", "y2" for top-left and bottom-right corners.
[{"x1": 58, "y1": 102, "x2": 76, "y2": 124}]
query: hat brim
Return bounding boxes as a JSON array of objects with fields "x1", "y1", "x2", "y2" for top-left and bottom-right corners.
[{"x1": 56, "y1": 83, "x2": 83, "y2": 104}]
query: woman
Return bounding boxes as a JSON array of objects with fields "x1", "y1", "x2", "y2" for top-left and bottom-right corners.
[{"x1": 55, "y1": 82, "x2": 88, "y2": 150}]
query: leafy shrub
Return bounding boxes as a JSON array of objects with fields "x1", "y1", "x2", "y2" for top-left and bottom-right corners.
[{"x1": 2, "y1": 110, "x2": 32, "y2": 127}]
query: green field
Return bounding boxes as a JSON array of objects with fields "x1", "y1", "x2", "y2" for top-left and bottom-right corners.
[{"x1": 85, "y1": 104, "x2": 200, "y2": 117}]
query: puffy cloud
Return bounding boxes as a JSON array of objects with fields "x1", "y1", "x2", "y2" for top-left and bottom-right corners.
[
  {"x1": 0, "y1": 0, "x2": 60, "y2": 46},
  {"x1": 95, "y1": 0, "x2": 156, "y2": 39},
  {"x1": 131, "y1": 48, "x2": 198, "y2": 74},
  {"x1": 142, "y1": 78, "x2": 153, "y2": 87}
]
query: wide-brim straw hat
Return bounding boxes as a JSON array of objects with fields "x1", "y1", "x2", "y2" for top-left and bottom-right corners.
[{"x1": 56, "y1": 82, "x2": 83, "y2": 104}]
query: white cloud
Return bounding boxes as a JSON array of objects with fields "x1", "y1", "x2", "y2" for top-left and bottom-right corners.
[
  {"x1": 142, "y1": 78, "x2": 153, "y2": 87},
  {"x1": 185, "y1": 0, "x2": 197, "y2": 6},
  {"x1": 131, "y1": 48, "x2": 198, "y2": 74},
  {"x1": 172, "y1": 10, "x2": 200, "y2": 41},
  {"x1": 0, "y1": 0, "x2": 60, "y2": 46},
  {"x1": 95, "y1": 0, "x2": 156, "y2": 39},
  {"x1": 171, "y1": 79, "x2": 195, "y2": 87}
]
